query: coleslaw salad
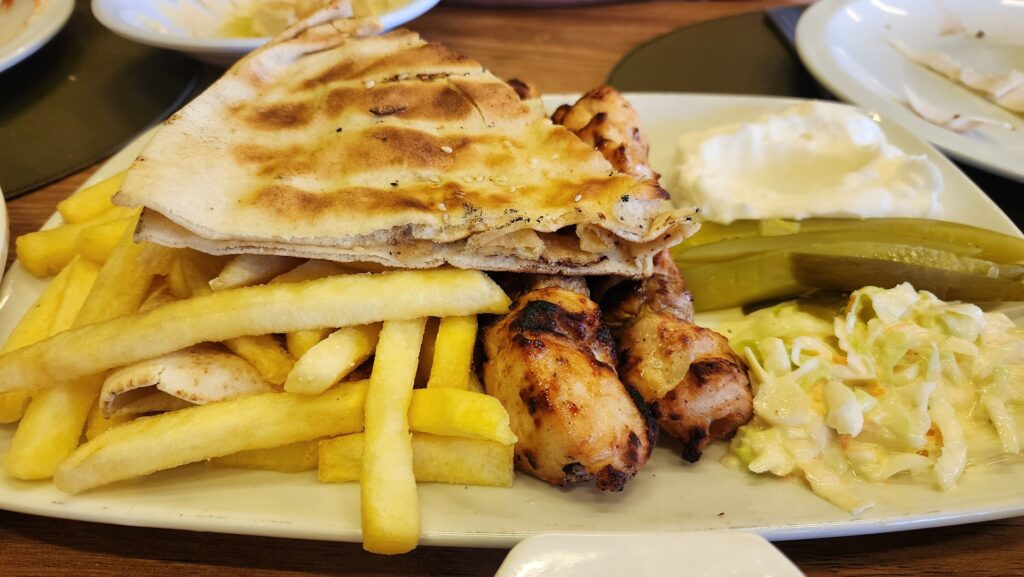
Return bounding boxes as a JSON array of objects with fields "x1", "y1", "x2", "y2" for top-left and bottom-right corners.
[{"x1": 723, "y1": 283, "x2": 1024, "y2": 513}]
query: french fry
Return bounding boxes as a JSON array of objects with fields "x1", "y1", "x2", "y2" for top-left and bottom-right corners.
[
  {"x1": 319, "y1": 433, "x2": 514, "y2": 487},
  {"x1": 57, "y1": 171, "x2": 126, "y2": 224},
  {"x1": 426, "y1": 315, "x2": 477, "y2": 390},
  {"x1": 84, "y1": 400, "x2": 132, "y2": 441},
  {"x1": 4, "y1": 258, "x2": 104, "y2": 479},
  {"x1": 167, "y1": 252, "x2": 233, "y2": 299},
  {"x1": 270, "y1": 260, "x2": 355, "y2": 358},
  {"x1": 0, "y1": 260, "x2": 75, "y2": 423},
  {"x1": 0, "y1": 392, "x2": 29, "y2": 425},
  {"x1": 223, "y1": 335, "x2": 294, "y2": 386},
  {"x1": 173, "y1": 255, "x2": 294, "y2": 385},
  {"x1": 269, "y1": 259, "x2": 353, "y2": 284},
  {"x1": 139, "y1": 280, "x2": 178, "y2": 313},
  {"x1": 5, "y1": 230, "x2": 174, "y2": 480},
  {"x1": 284, "y1": 324, "x2": 381, "y2": 395},
  {"x1": 15, "y1": 206, "x2": 136, "y2": 278},
  {"x1": 414, "y1": 317, "x2": 440, "y2": 388},
  {"x1": 286, "y1": 328, "x2": 333, "y2": 359},
  {"x1": 0, "y1": 269, "x2": 510, "y2": 394},
  {"x1": 76, "y1": 216, "x2": 134, "y2": 264},
  {"x1": 74, "y1": 230, "x2": 178, "y2": 325},
  {"x1": 2, "y1": 262, "x2": 71, "y2": 352},
  {"x1": 49, "y1": 258, "x2": 101, "y2": 334},
  {"x1": 408, "y1": 388, "x2": 516, "y2": 445},
  {"x1": 166, "y1": 258, "x2": 193, "y2": 300},
  {"x1": 209, "y1": 254, "x2": 303, "y2": 291},
  {"x1": 212, "y1": 440, "x2": 319, "y2": 472},
  {"x1": 6, "y1": 376, "x2": 104, "y2": 480},
  {"x1": 54, "y1": 381, "x2": 367, "y2": 494},
  {"x1": 167, "y1": 254, "x2": 210, "y2": 299},
  {"x1": 361, "y1": 318, "x2": 426, "y2": 555}
]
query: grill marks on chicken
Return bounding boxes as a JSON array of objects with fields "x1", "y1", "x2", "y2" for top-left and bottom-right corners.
[
  {"x1": 551, "y1": 87, "x2": 754, "y2": 463},
  {"x1": 604, "y1": 252, "x2": 753, "y2": 463},
  {"x1": 482, "y1": 284, "x2": 655, "y2": 491},
  {"x1": 480, "y1": 85, "x2": 750, "y2": 492}
]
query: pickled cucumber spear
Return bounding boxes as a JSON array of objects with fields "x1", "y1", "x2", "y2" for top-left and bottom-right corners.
[
  {"x1": 683, "y1": 241, "x2": 1024, "y2": 312},
  {"x1": 683, "y1": 218, "x2": 1024, "y2": 263}
]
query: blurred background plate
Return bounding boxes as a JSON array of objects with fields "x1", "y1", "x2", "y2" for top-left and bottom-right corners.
[
  {"x1": 0, "y1": 0, "x2": 74, "y2": 73},
  {"x1": 92, "y1": 0, "x2": 440, "y2": 66},
  {"x1": 0, "y1": 1, "x2": 201, "y2": 199},
  {"x1": 608, "y1": 11, "x2": 820, "y2": 97},
  {"x1": 444, "y1": 0, "x2": 625, "y2": 6},
  {"x1": 796, "y1": 0, "x2": 1024, "y2": 182}
]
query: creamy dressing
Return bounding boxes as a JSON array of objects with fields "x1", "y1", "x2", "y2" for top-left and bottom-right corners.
[{"x1": 670, "y1": 102, "x2": 943, "y2": 224}]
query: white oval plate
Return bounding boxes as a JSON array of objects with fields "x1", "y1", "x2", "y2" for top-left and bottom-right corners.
[
  {"x1": 796, "y1": 0, "x2": 1024, "y2": 182},
  {"x1": 0, "y1": 0, "x2": 73, "y2": 74},
  {"x1": 91, "y1": 0, "x2": 440, "y2": 66},
  {"x1": 0, "y1": 94, "x2": 1022, "y2": 547}
]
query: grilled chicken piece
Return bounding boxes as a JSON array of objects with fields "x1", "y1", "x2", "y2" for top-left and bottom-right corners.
[
  {"x1": 551, "y1": 85, "x2": 658, "y2": 180},
  {"x1": 604, "y1": 251, "x2": 753, "y2": 462},
  {"x1": 482, "y1": 279, "x2": 655, "y2": 491},
  {"x1": 554, "y1": 86, "x2": 752, "y2": 462}
]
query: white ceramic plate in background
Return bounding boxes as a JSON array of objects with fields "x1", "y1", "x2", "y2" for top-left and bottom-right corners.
[
  {"x1": 0, "y1": 0, "x2": 73, "y2": 73},
  {"x1": 91, "y1": 0, "x2": 440, "y2": 66},
  {"x1": 0, "y1": 94, "x2": 1021, "y2": 547},
  {"x1": 796, "y1": 0, "x2": 1024, "y2": 182},
  {"x1": 495, "y1": 532, "x2": 805, "y2": 577}
]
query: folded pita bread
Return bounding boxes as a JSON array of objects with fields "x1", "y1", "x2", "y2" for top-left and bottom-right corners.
[{"x1": 115, "y1": 3, "x2": 697, "y2": 277}]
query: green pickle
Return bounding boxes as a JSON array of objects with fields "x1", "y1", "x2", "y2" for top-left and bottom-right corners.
[
  {"x1": 684, "y1": 252, "x2": 809, "y2": 313},
  {"x1": 680, "y1": 218, "x2": 1024, "y2": 262},
  {"x1": 791, "y1": 253, "x2": 1024, "y2": 303},
  {"x1": 683, "y1": 241, "x2": 1024, "y2": 312},
  {"x1": 675, "y1": 231, "x2": 983, "y2": 265},
  {"x1": 800, "y1": 242, "x2": 1024, "y2": 280}
]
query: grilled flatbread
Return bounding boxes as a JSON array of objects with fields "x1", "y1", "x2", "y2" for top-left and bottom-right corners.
[{"x1": 115, "y1": 2, "x2": 697, "y2": 277}]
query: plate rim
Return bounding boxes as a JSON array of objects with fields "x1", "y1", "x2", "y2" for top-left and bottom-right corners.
[
  {"x1": 1, "y1": 92, "x2": 1023, "y2": 548},
  {"x1": 795, "y1": 0, "x2": 1024, "y2": 183},
  {"x1": 0, "y1": 0, "x2": 74, "y2": 74},
  {"x1": 90, "y1": 0, "x2": 441, "y2": 56}
]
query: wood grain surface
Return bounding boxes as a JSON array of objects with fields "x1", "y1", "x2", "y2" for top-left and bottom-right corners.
[{"x1": 4, "y1": 2, "x2": 1024, "y2": 576}]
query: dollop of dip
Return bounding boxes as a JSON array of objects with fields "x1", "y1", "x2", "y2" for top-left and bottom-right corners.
[{"x1": 671, "y1": 102, "x2": 943, "y2": 224}]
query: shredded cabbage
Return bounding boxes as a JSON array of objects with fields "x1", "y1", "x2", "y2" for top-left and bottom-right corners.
[{"x1": 725, "y1": 283, "x2": 1024, "y2": 514}]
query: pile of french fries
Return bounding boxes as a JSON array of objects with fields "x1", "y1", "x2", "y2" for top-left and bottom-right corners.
[{"x1": 0, "y1": 172, "x2": 518, "y2": 554}]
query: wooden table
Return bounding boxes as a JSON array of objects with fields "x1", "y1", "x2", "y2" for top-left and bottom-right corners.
[{"x1": 3, "y1": 2, "x2": 1024, "y2": 575}]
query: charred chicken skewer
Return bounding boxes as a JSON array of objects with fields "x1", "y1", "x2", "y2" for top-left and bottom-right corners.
[
  {"x1": 603, "y1": 252, "x2": 752, "y2": 462},
  {"x1": 554, "y1": 86, "x2": 754, "y2": 462},
  {"x1": 482, "y1": 275, "x2": 656, "y2": 491},
  {"x1": 479, "y1": 84, "x2": 657, "y2": 492}
]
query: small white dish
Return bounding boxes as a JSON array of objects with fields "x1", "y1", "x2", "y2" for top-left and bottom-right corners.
[
  {"x1": 796, "y1": 0, "x2": 1024, "y2": 182},
  {"x1": 495, "y1": 532, "x2": 805, "y2": 577},
  {"x1": 0, "y1": 0, "x2": 74, "y2": 74},
  {"x1": 90, "y1": 0, "x2": 440, "y2": 66}
]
